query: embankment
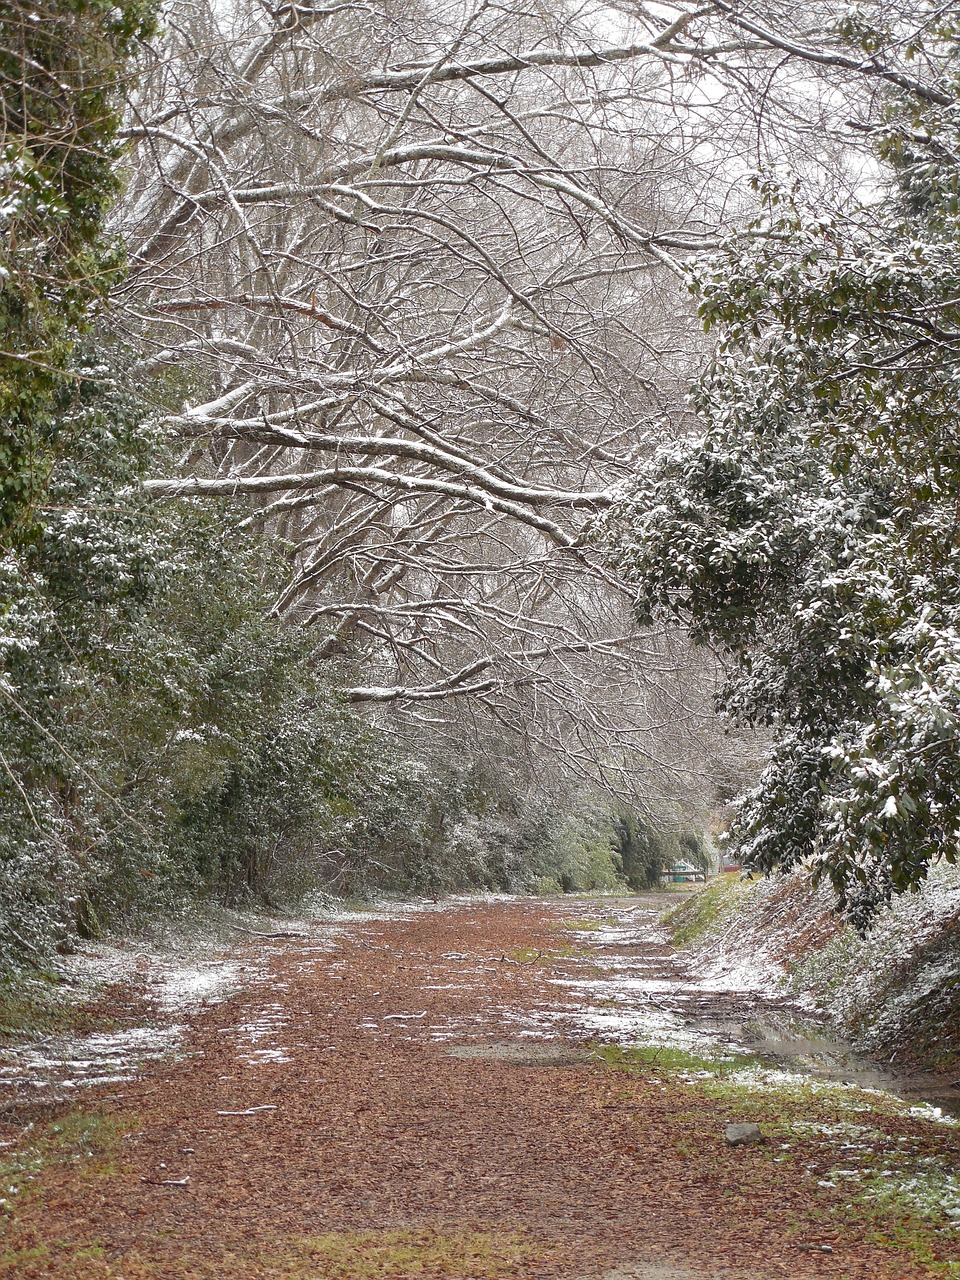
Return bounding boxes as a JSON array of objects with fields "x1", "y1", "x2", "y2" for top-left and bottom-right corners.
[{"x1": 667, "y1": 865, "x2": 960, "y2": 1072}]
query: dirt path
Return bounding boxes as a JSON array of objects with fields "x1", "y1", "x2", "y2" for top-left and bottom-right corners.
[{"x1": 2, "y1": 896, "x2": 959, "y2": 1279}]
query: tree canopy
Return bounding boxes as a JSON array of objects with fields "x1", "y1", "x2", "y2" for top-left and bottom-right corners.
[
  {"x1": 10, "y1": 0, "x2": 960, "y2": 965},
  {"x1": 606, "y1": 12, "x2": 960, "y2": 928}
]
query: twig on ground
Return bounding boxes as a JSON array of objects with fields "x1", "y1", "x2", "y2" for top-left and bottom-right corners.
[
  {"x1": 226, "y1": 925, "x2": 306, "y2": 940},
  {"x1": 216, "y1": 1105, "x2": 278, "y2": 1116}
]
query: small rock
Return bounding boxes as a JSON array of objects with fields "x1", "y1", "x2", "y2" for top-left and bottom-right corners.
[{"x1": 725, "y1": 1122, "x2": 765, "y2": 1146}]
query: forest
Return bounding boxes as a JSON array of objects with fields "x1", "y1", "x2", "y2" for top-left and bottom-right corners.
[{"x1": 3, "y1": 0, "x2": 960, "y2": 968}]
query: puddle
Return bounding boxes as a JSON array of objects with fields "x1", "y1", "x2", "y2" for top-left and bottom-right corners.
[
  {"x1": 702, "y1": 1010, "x2": 960, "y2": 1113},
  {"x1": 544, "y1": 896, "x2": 960, "y2": 1117},
  {"x1": 4, "y1": 892, "x2": 957, "y2": 1133}
]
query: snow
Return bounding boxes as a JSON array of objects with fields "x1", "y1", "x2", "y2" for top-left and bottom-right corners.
[
  {"x1": 694, "y1": 863, "x2": 960, "y2": 1063},
  {"x1": 151, "y1": 961, "x2": 242, "y2": 1010},
  {"x1": 0, "y1": 911, "x2": 338, "y2": 1097},
  {"x1": 0, "y1": 1024, "x2": 184, "y2": 1093},
  {"x1": 425, "y1": 895, "x2": 960, "y2": 1122}
]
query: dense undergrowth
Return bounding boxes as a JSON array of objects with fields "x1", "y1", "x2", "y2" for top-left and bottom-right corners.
[{"x1": 0, "y1": 351, "x2": 516, "y2": 966}]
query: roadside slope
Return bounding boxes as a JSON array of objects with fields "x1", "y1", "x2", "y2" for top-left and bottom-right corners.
[{"x1": 669, "y1": 866, "x2": 960, "y2": 1072}]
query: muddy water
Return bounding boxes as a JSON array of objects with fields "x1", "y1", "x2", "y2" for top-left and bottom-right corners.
[{"x1": 549, "y1": 894, "x2": 960, "y2": 1118}]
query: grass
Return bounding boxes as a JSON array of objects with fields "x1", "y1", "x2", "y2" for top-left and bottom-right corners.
[
  {"x1": 0, "y1": 1228, "x2": 545, "y2": 1278},
  {"x1": 594, "y1": 1037, "x2": 906, "y2": 1127},
  {"x1": 663, "y1": 873, "x2": 747, "y2": 947},
  {"x1": 593, "y1": 1035, "x2": 960, "y2": 1278},
  {"x1": 557, "y1": 917, "x2": 618, "y2": 932},
  {"x1": 832, "y1": 1173, "x2": 960, "y2": 1278},
  {"x1": 281, "y1": 1228, "x2": 541, "y2": 1278},
  {"x1": 0, "y1": 1108, "x2": 132, "y2": 1220},
  {"x1": 591, "y1": 1041, "x2": 759, "y2": 1078}
]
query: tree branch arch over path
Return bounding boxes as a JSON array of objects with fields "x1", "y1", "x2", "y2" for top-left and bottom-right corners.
[{"x1": 119, "y1": 0, "x2": 928, "y2": 808}]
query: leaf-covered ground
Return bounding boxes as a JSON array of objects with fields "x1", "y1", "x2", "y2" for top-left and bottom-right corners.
[{"x1": 2, "y1": 897, "x2": 959, "y2": 1279}]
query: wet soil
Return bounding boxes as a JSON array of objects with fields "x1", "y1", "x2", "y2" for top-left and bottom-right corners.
[
  {"x1": 555, "y1": 896, "x2": 960, "y2": 1115},
  {"x1": 2, "y1": 895, "x2": 959, "y2": 1279}
]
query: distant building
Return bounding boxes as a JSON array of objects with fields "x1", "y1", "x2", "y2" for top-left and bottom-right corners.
[{"x1": 665, "y1": 859, "x2": 706, "y2": 883}]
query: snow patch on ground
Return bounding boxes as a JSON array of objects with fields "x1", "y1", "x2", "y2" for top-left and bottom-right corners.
[
  {"x1": 305, "y1": 891, "x2": 519, "y2": 925},
  {"x1": 796, "y1": 864, "x2": 960, "y2": 1052},
  {"x1": 0, "y1": 1024, "x2": 184, "y2": 1093},
  {"x1": 0, "y1": 909, "x2": 340, "y2": 1103},
  {"x1": 438, "y1": 894, "x2": 960, "y2": 1119},
  {"x1": 150, "y1": 960, "x2": 242, "y2": 1011}
]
